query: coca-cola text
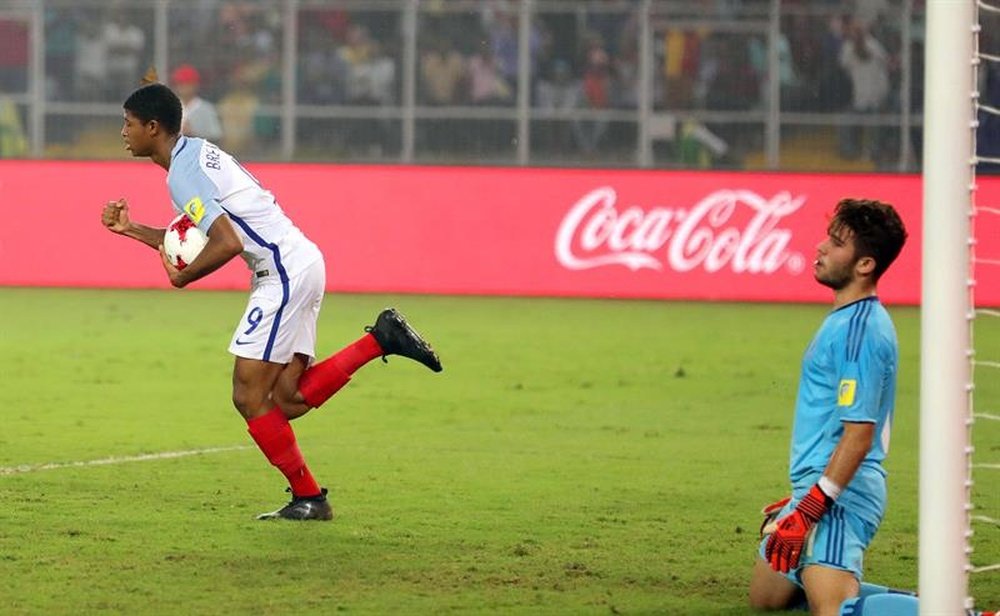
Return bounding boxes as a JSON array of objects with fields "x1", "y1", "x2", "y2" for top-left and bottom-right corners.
[{"x1": 555, "y1": 187, "x2": 807, "y2": 275}]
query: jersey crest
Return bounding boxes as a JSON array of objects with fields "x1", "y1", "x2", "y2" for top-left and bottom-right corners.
[
  {"x1": 837, "y1": 379, "x2": 857, "y2": 407},
  {"x1": 183, "y1": 196, "x2": 206, "y2": 224}
]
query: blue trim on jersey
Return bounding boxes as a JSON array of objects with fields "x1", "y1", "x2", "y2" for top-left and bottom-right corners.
[
  {"x1": 819, "y1": 506, "x2": 846, "y2": 567},
  {"x1": 822, "y1": 507, "x2": 834, "y2": 564},
  {"x1": 222, "y1": 208, "x2": 290, "y2": 362},
  {"x1": 846, "y1": 299, "x2": 874, "y2": 362},
  {"x1": 173, "y1": 135, "x2": 189, "y2": 158},
  {"x1": 832, "y1": 513, "x2": 839, "y2": 565}
]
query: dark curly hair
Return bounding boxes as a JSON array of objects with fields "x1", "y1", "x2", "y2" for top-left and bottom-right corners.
[
  {"x1": 829, "y1": 198, "x2": 908, "y2": 281},
  {"x1": 123, "y1": 83, "x2": 182, "y2": 136}
]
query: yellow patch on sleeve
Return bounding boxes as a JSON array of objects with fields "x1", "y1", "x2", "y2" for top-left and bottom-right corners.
[
  {"x1": 183, "y1": 196, "x2": 206, "y2": 224},
  {"x1": 837, "y1": 379, "x2": 857, "y2": 407}
]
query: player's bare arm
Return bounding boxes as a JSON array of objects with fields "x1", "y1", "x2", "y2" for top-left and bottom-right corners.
[
  {"x1": 101, "y1": 197, "x2": 166, "y2": 248},
  {"x1": 821, "y1": 421, "x2": 875, "y2": 488},
  {"x1": 159, "y1": 214, "x2": 242, "y2": 288}
]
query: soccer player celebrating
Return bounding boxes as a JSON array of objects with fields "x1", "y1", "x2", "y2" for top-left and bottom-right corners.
[
  {"x1": 748, "y1": 198, "x2": 909, "y2": 615},
  {"x1": 101, "y1": 83, "x2": 442, "y2": 521}
]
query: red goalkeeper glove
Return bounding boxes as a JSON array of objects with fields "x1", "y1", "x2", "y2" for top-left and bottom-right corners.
[
  {"x1": 764, "y1": 484, "x2": 832, "y2": 573},
  {"x1": 759, "y1": 495, "x2": 792, "y2": 537}
]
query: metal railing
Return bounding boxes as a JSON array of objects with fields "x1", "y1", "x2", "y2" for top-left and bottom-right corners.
[{"x1": 0, "y1": 0, "x2": 927, "y2": 171}]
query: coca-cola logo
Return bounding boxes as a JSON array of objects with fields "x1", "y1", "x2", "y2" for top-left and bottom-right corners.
[{"x1": 555, "y1": 187, "x2": 806, "y2": 274}]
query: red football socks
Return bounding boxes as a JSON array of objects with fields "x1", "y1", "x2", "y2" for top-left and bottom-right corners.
[
  {"x1": 298, "y1": 333, "x2": 383, "y2": 408},
  {"x1": 247, "y1": 407, "x2": 321, "y2": 498}
]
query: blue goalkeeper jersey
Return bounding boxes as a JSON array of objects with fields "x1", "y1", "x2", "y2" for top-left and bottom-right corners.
[{"x1": 788, "y1": 296, "x2": 899, "y2": 523}]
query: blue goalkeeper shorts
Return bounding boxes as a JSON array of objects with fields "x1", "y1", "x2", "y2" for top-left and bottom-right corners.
[{"x1": 758, "y1": 501, "x2": 880, "y2": 585}]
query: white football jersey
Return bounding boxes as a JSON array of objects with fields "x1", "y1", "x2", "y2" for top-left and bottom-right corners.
[{"x1": 166, "y1": 136, "x2": 322, "y2": 281}]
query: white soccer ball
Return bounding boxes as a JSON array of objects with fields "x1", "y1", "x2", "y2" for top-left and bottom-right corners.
[{"x1": 163, "y1": 214, "x2": 208, "y2": 270}]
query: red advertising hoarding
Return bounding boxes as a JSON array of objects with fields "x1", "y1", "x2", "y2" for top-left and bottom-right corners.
[{"x1": 1, "y1": 160, "x2": 998, "y2": 306}]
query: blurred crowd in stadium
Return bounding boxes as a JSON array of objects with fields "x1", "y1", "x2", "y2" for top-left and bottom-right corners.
[{"x1": 3, "y1": 0, "x2": 999, "y2": 171}]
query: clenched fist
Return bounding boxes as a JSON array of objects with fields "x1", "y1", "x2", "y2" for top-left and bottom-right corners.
[{"x1": 101, "y1": 198, "x2": 131, "y2": 234}]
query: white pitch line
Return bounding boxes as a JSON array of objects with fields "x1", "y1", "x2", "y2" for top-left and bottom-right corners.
[
  {"x1": 0, "y1": 445, "x2": 252, "y2": 476},
  {"x1": 973, "y1": 515, "x2": 1000, "y2": 526},
  {"x1": 972, "y1": 563, "x2": 1000, "y2": 574}
]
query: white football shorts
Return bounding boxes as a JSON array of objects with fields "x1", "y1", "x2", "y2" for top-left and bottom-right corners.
[{"x1": 228, "y1": 258, "x2": 325, "y2": 364}]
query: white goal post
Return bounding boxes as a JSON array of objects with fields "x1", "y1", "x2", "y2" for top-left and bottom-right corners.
[{"x1": 919, "y1": 1, "x2": 976, "y2": 614}]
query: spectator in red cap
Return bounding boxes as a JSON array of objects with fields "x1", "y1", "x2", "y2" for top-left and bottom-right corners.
[{"x1": 171, "y1": 64, "x2": 223, "y2": 142}]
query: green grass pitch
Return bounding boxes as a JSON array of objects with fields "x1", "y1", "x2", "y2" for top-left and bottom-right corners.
[{"x1": 0, "y1": 288, "x2": 997, "y2": 614}]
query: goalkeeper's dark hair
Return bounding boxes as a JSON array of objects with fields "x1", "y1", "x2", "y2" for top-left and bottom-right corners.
[
  {"x1": 123, "y1": 83, "x2": 182, "y2": 135},
  {"x1": 830, "y1": 198, "x2": 908, "y2": 281}
]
